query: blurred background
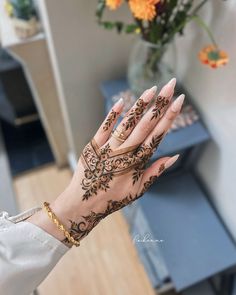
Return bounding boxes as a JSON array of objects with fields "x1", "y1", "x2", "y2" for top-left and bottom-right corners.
[{"x1": 0, "y1": 0, "x2": 236, "y2": 294}]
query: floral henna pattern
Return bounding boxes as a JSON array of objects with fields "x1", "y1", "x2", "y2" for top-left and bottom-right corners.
[
  {"x1": 81, "y1": 139, "x2": 139, "y2": 200},
  {"x1": 123, "y1": 98, "x2": 148, "y2": 130},
  {"x1": 103, "y1": 110, "x2": 117, "y2": 131},
  {"x1": 81, "y1": 141, "x2": 114, "y2": 200},
  {"x1": 158, "y1": 163, "x2": 165, "y2": 174},
  {"x1": 140, "y1": 176, "x2": 158, "y2": 195},
  {"x1": 131, "y1": 132, "x2": 165, "y2": 184},
  {"x1": 151, "y1": 95, "x2": 170, "y2": 120},
  {"x1": 132, "y1": 164, "x2": 145, "y2": 185},
  {"x1": 81, "y1": 131, "x2": 164, "y2": 200},
  {"x1": 63, "y1": 176, "x2": 158, "y2": 246}
]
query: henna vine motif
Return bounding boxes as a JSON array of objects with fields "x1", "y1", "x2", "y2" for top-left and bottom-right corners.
[
  {"x1": 140, "y1": 176, "x2": 158, "y2": 195},
  {"x1": 158, "y1": 163, "x2": 165, "y2": 174},
  {"x1": 131, "y1": 132, "x2": 164, "y2": 185},
  {"x1": 81, "y1": 139, "x2": 139, "y2": 200},
  {"x1": 81, "y1": 132, "x2": 164, "y2": 200},
  {"x1": 63, "y1": 176, "x2": 158, "y2": 246},
  {"x1": 151, "y1": 96, "x2": 170, "y2": 120},
  {"x1": 123, "y1": 98, "x2": 148, "y2": 130},
  {"x1": 103, "y1": 110, "x2": 117, "y2": 131},
  {"x1": 132, "y1": 165, "x2": 145, "y2": 185}
]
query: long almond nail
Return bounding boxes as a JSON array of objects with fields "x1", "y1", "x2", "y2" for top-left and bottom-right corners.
[
  {"x1": 168, "y1": 77, "x2": 177, "y2": 88},
  {"x1": 114, "y1": 98, "x2": 124, "y2": 111},
  {"x1": 142, "y1": 85, "x2": 157, "y2": 102},
  {"x1": 161, "y1": 78, "x2": 176, "y2": 97},
  {"x1": 149, "y1": 85, "x2": 157, "y2": 93},
  {"x1": 164, "y1": 154, "x2": 179, "y2": 169},
  {"x1": 171, "y1": 94, "x2": 185, "y2": 112}
]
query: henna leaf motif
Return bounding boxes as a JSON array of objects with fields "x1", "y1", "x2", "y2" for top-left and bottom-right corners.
[
  {"x1": 151, "y1": 96, "x2": 169, "y2": 120},
  {"x1": 64, "y1": 176, "x2": 158, "y2": 246},
  {"x1": 123, "y1": 98, "x2": 148, "y2": 131},
  {"x1": 103, "y1": 110, "x2": 117, "y2": 131}
]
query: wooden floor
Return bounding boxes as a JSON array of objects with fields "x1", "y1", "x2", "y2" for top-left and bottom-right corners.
[{"x1": 14, "y1": 164, "x2": 156, "y2": 295}]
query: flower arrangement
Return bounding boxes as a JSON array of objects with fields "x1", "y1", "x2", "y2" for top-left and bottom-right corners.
[
  {"x1": 96, "y1": 0, "x2": 229, "y2": 69},
  {"x1": 4, "y1": 0, "x2": 39, "y2": 39}
]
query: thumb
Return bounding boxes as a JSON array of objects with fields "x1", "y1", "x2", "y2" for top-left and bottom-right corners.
[{"x1": 138, "y1": 154, "x2": 179, "y2": 196}]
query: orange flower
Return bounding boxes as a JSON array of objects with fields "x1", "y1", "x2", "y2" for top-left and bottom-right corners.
[
  {"x1": 106, "y1": 0, "x2": 123, "y2": 10},
  {"x1": 199, "y1": 45, "x2": 229, "y2": 69},
  {"x1": 129, "y1": 0, "x2": 160, "y2": 21}
]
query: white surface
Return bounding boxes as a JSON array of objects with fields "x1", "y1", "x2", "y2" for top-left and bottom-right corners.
[
  {"x1": 165, "y1": 0, "x2": 236, "y2": 240},
  {"x1": 0, "y1": 127, "x2": 17, "y2": 215},
  {"x1": 0, "y1": 0, "x2": 44, "y2": 48},
  {"x1": 0, "y1": 0, "x2": 68, "y2": 166},
  {"x1": 38, "y1": 0, "x2": 134, "y2": 158}
]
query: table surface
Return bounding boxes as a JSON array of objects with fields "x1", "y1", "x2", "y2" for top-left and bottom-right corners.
[{"x1": 139, "y1": 172, "x2": 236, "y2": 291}]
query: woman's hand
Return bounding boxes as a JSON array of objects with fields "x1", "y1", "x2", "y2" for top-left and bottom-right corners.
[{"x1": 29, "y1": 78, "x2": 185, "y2": 246}]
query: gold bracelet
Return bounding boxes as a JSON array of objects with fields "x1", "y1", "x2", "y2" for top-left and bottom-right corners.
[{"x1": 43, "y1": 202, "x2": 80, "y2": 247}]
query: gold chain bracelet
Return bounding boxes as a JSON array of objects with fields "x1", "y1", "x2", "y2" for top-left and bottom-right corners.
[{"x1": 43, "y1": 202, "x2": 80, "y2": 247}]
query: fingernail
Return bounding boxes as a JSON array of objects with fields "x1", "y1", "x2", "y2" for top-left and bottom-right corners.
[
  {"x1": 161, "y1": 78, "x2": 176, "y2": 97},
  {"x1": 167, "y1": 77, "x2": 177, "y2": 88},
  {"x1": 149, "y1": 85, "x2": 157, "y2": 93},
  {"x1": 117, "y1": 97, "x2": 124, "y2": 105},
  {"x1": 165, "y1": 154, "x2": 179, "y2": 169},
  {"x1": 171, "y1": 94, "x2": 185, "y2": 112},
  {"x1": 142, "y1": 85, "x2": 157, "y2": 102},
  {"x1": 114, "y1": 98, "x2": 124, "y2": 111}
]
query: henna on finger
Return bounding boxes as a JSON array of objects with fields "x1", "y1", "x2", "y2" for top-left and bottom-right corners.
[
  {"x1": 80, "y1": 131, "x2": 165, "y2": 200},
  {"x1": 103, "y1": 110, "x2": 118, "y2": 131},
  {"x1": 158, "y1": 163, "x2": 165, "y2": 174},
  {"x1": 131, "y1": 132, "x2": 165, "y2": 185},
  {"x1": 151, "y1": 95, "x2": 170, "y2": 121},
  {"x1": 122, "y1": 98, "x2": 148, "y2": 131}
]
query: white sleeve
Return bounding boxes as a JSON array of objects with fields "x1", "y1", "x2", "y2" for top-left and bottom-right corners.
[{"x1": 0, "y1": 208, "x2": 69, "y2": 295}]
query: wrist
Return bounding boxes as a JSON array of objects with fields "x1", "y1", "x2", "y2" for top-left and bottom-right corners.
[
  {"x1": 27, "y1": 188, "x2": 80, "y2": 245},
  {"x1": 27, "y1": 208, "x2": 67, "y2": 243}
]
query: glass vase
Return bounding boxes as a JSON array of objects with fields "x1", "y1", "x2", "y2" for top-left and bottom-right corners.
[{"x1": 128, "y1": 39, "x2": 172, "y2": 96}]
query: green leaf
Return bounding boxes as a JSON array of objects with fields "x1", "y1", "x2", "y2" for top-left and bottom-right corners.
[
  {"x1": 115, "y1": 21, "x2": 123, "y2": 33},
  {"x1": 96, "y1": 0, "x2": 106, "y2": 19},
  {"x1": 102, "y1": 21, "x2": 115, "y2": 30},
  {"x1": 125, "y1": 24, "x2": 139, "y2": 33},
  {"x1": 168, "y1": 0, "x2": 178, "y2": 9}
]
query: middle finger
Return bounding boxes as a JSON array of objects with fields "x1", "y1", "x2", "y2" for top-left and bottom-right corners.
[{"x1": 120, "y1": 77, "x2": 176, "y2": 149}]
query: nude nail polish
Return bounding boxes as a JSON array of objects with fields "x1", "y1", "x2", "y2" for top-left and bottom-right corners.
[
  {"x1": 164, "y1": 154, "x2": 179, "y2": 169},
  {"x1": 161, "y1": 78, "x2": 176, "y2": 97},
  {"x1": 114, "y1": 97, "x2": 124, "y2": 111},
  {"x1": 142, "y1": 85, "x2": 157, "y2": 102},
  {"x1": 171, "y1": 94, "x2": 185, "y2": 112},
  {"x1": 116, "y1": 97, "x2": 124, "y2": 106},
  {"x1": 167, "y1": 77, "x2": 177, "y2": 88},
  {"x1": 149, "y1": 85, "x2": 157, "y2": 93}
]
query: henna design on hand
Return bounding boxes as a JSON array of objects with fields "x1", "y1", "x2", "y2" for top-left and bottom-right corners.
[
  {"x1": 63, "y1": 176, "x2": 158, "y2": 246},
  {"x1": 132, "y1": 164, "x2": 145, "y2": 185},
  {"x1": 131, "y1": 132, "x2": 164, "y2": 185},
  {"x1": 81, "y1": 132, "x2": 164, "y2": 200},
  {"x1": 151, "y1": 96, "x2": 169, "y2": 120},
  {"x1": 158, "y1": 163, "x2": 165, "y2": 174},
  {"x1": 81, "y1": 139, "x2": 140, "y2": 200},
  {"x1": 103, "y1": 110, "x2": 117, "y2": 131},
  {"x1": 123, "y1": 98, "x2": 148, "y2": 130},
  {"x1": 140, "y1": 176, "x2": 158, "y2": 195}
]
